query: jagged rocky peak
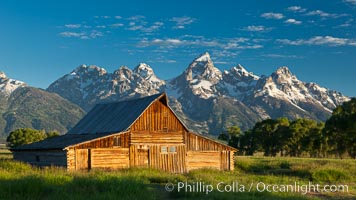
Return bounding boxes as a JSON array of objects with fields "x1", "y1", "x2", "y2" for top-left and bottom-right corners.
[
  {"x1": 133, "y1": 63, "x2": 165, "y2": 88},
  {"x1": 277, "y1": 66, "x2": 292, "y2": 74},
  {"x1": 115, "y1": 65, "x2": 133, "y2": 74},
  {"x1": 274, "y1": 66, "x2": 293, "y2": 77},
  {"x1": 116, "y1": 65, "x2": 132, "y2": 72},
  {"x1": 185, "y1": 52, "x2": 222, "y2": 83},
  {"x1": 233, "y1": 64, "x2": 248, "y2": 73},
  {"x1": 134, "y1": 63, "x2": 155, "y2": 79},
  {"x1": 271, "y1": 66, "x2": 296, "y2": 84},
  {"x1": 194, "y1": 52, "x2": 211, "y2": 62},
  {"x1": 229, "y1": 64, "x2": 259, "y2": 80},
  {"x1": 112, "y1": 66, "x2": 133, "y2": 81},
  {"x1": 72, "y1": 64, "x2": 107, "y2": 76}
]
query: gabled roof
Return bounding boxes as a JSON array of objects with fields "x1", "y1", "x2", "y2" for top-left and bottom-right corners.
[{"x1": 68, "y1": 93, "x2": 178, "y2": 134}]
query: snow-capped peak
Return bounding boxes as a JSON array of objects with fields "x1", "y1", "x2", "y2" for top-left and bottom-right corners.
[
  {"x1": 169, "y1": 52, "x2": 223, "y2": 99},
  {"x1": 194, "y1": 52, "x2": 211, "y2": 62},
  {"x1": 65, "y1": 65, "x2": 107, "y2": 82},
  {"x1": 0, "y1": 72, "x2": 26, "y2": 96},
  {"x1": 134, "y1": 63, "x2": 154, "y2": 79},
  {"x1": 275, "y1": 66, "x2": 292, "y2": 76},
  {"x1": 74, "y1": 64, "x2": 107, "y2": 75},
  {"x1": 231, "y1": 64, "x2": 260, "y2": 80},
  {"x1": 133, "y1": 63, "x2": 164, "y2": 86},
  {"x1": 271, "y1": 66, "x2": 296, "y2": 84},
  {"x1": 185, "y1": 52, "x2": 222, "y2": 84},
  {"x1": 233, "y1": 64, "x2": 248, "y2": 73},
  {"x1": 220, "y1": 65, "x2": 260, "y2": 99},
  {"x1": 114, "y1": 65, "x2": 132, "y2": 74}
]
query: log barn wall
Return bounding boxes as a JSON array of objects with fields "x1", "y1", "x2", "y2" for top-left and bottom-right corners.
[
  {"x1": 230, "y1": 151, "x2": 235, "y2": 171},
  {"x1": 149, "y1": 144, "x2": 186, "y2": 173},
  {"x1": 67, "y1": 148, "x2": 130, "y2": 170},
  {"x1": 186, "y1": 151, "x2": 220, "y2": 171},
  {"x1": 66, "y1": 148, "x2": 75, "y2": 171},
  {"x1": 75, "y1": 149, "x2": 89, "y2": 170},
  {"x1": 130, "y1": 132, "x2": 183, "y2": 145},
  {"x1": 220, "y1": 151, "x2": 230, "y2": 171},
  {"x1": 90, "y1": 148, "x2": 129, "y2": 169}
]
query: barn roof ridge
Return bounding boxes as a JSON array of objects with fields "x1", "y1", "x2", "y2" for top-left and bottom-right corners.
[{"x1": 96, "y1": 92, "x2": 165, "y2": 105}]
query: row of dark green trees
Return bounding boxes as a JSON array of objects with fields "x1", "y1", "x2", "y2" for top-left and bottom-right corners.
[{"x1": 219, "y1": 98, "x2": 356, "y2": 158}]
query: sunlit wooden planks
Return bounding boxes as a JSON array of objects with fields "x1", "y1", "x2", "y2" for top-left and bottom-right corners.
[
  {"x1": 186, "y1": 151, "x2": 221, "y2": 171},
  {"x1": 149, "y1": 144, "x2": 186, "y2": 173},
  {"x1": 220, "y1": 151, "x2": 230, "y2": 171},
  {"x1": 66, "y1": 148, "x2": 75, "y2": 171},
  {"x1": 130, "y1": 131, "x2": 183, "y2": 144},
  {"x1": 90, "y1": 148, "x2": 129, "y2": 169},
  {"x1": 131, "y1": 100, "x2": 186, "y2": 132},
  {"x1": 230, "y1": 151, "x2": 234, "y2": 171},
  {"x1": 75, "y1": 149, "x2": 89, "y2": 170}
]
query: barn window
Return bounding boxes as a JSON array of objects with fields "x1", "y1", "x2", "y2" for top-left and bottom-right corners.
[
  {"x1": 161, "y1": 146, "x2": 168, "y2": 153},
  {"x1": 114, "y1": 136, "x2": 121, "y2": 147},
  {"x1": 169, "y1": 146, "x2": 176, "y2": 153}
]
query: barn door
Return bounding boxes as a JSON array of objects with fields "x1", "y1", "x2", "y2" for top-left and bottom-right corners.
[
  {"x1": 130, "y1": 145, "x2": 149, "y2": 167},
  {"x1": 138, "y1": 148, "x2": 149, "y2": 167},
  {"x1": 76, "y1": 149, "x2": 90, "y2": 170}
]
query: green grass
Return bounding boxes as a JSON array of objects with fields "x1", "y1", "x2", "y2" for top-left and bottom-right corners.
[{"x1": 0, "y1": 157, "x2": 355, "y2": 200}]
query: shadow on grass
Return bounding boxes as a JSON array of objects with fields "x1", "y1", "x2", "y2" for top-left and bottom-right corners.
[{"x1": 0, "y1": 175, "x2": 155, "y2": 200}]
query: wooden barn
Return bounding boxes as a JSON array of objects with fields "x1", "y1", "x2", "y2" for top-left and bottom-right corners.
[{"x1": 11, "y1": 93, "x2": 236, "y2": 173}]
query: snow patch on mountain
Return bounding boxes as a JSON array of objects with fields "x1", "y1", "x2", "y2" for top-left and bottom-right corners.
[
  {"x1": 220, "y1": 65, "x2": 259, "y2": 99},
  {"x1": 133, "y1": 63, "x2": 165, "y2": 88},
  {"x1": 0, "y1": 72, "x2": 26, "y2": 96}
]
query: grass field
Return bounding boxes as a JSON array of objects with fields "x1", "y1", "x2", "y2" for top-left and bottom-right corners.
[{"x1": 0, "y1": 155, "x2": 354, "y2": 200}]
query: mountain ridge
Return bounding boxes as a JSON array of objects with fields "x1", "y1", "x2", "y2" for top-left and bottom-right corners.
[
  {"x1": 46, "y1": 52, "x2": 350, "y2": 134},
  {"x1": 0, "y1": 72, "x2": 85, "y2": 137}
]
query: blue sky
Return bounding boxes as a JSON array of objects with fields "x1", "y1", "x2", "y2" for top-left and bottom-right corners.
[{"x1": 0, "y1": 0, "x2": 355, "y2": 96}]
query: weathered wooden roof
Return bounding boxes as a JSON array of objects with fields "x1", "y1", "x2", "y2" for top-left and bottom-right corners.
[
  {"x1": 67, "y1": 93, "x2": 170, "y2": 134},
  {"x1": 11, "y1": 133, "x2": 111, "y2": 150}
]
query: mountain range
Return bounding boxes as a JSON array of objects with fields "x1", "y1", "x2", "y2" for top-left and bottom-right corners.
[
  {"x1": 0, "y1": 72, "x2": 85, "y2": 138},
  {"x1": 0, "y1": 52, "x2": 350, "y2": 137}
]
